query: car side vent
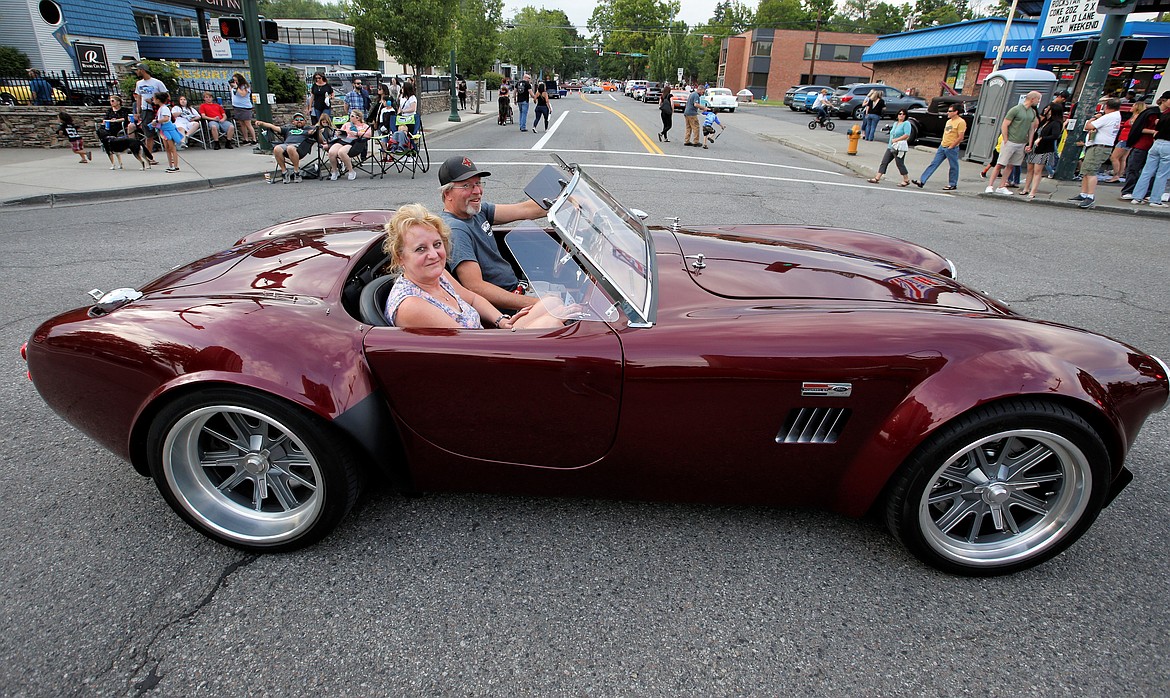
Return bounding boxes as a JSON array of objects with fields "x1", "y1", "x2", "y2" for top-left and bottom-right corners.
[{"x1": 776, "y1": 408, "x2": 851, "y2": 444}]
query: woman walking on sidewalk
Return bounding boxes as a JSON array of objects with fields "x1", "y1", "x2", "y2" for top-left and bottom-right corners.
[
  {"x1": 1023, "y1": 104, "x2": 1063, "y2": 200},
  {"x1": 658, "y1": 87, "x2": 673, "y2": 142},
  {"x1": 867, "y1": 109, "x2": 911, "y2": 185}
]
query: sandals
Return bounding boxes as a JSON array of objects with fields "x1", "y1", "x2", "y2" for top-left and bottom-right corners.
[
  {"x1": 942, "y1": 185, "x2": 957, "y2": 191},
  {"x1": 897, "y1": 181, "x2": 911, "y2": 187},
  {"x1": 866, "y1": 178, "x2": 880, "y2": 184}
]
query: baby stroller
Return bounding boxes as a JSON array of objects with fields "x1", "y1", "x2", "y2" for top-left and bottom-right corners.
[{"x1": 498, "y1": 98, "x2": 514, "y2": 126}]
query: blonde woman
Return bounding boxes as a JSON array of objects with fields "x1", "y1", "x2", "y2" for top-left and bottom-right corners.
[
  {"x1": 381, "y1": 204, "x2": 565, "y2": 330},
  {"x1": 862, "y1": 89, "x2": 885, "y2": 141},
  {"x1": 326, "y1": 109, "x2": 372, "y2": 180}
]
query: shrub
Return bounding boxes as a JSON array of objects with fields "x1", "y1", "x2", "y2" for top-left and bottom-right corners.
[
  {"x1": 0, "y1": 46, "x2": 31, "y2": 74},
  {"x1": 118, "y1": 59, "x2": 180, "y2": 101},
  {"x1": 265, "y1": 62, "x2": 304, "y2": 103},
  {"x1": 482, "y1": 71, "x2": 503, "y2": 90}
]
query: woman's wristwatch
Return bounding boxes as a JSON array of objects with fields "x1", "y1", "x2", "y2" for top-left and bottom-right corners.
[{"x1": 494, "y1": 314, "x2": 507, "y2": 327}]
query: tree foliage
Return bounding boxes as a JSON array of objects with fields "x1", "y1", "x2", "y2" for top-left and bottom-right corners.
[
  {"x1": 0, "y1": 46, "x2": 31, "y2": 74},
  {"x1": 347, "y1": 0, "x2": 457, "y2": 75},
  {"x1": 354, "y1": 24, "x2": 377, "y2": 70},
  {"x1": 843, "y1": 0, "x2": 910, "y2": 34},
  {"x1": 500, "y1": 7, "x2": 564, "y2": 78},
  {"x1": 265, "y1": 61, "x2": 306, "y2": 102},
  {"x1": 909, "y1": 0, "x2": 972, "y2": 28},
  {"x1": 648, "y1": 23, "x2": 693, "y2": 84},
  {"x1": 259, "y1": 0, "x2": 344, "y2": 19},
  {"x1": 589, "y1": 0, "x2": 679, "y2": 79},
  {"x1": 456, "y1": 0, "x2": 503, "y2": 78},
  {"x1": 755, "y1": 0, "x2": 810, "y2": 30}
]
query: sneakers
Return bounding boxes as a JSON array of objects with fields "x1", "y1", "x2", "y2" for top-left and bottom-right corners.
[
  {"x1": 346, "y1": 170, "x2": 357, "y2": 180},
  {"x1": 224, "y1": 141, "x2": 234, "y2": 149},
  {"x1": 994, "y1": 187, "x2": 1012, "y2": 195},
  {"x1": 281, "y1": 170, "x2": 290, "y2": 184},
  {"x1": 984, "y1": 185, "x2": 995, "y2": 194},
  {"x1": 1068, "y1": 193, "x2": 1087, "y2": 201},
  {"x1": 1150, "y1": 201, "x2": 1169, "y2": 208},
  {"x1": 1078, "y1": 197, "x2": 1096, "y2": 209},
  {"x1": 329, "y1": 170, "x2": 339, "y2": 181},
  {"x1": 1133, "y1": 199, "x2": 1149, "y2": 205},
  {"x1": 1121, "y1": 193, "x2": 1133, "y2": 200},
  {"x1": 293, "y1": 172, "x2": 302, "y2": 183},
  {"x1": 212, "y1": 141, "x2": 220, "y2": 150}
]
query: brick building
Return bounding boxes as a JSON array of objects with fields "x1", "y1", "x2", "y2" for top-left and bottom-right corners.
[{"x1": 718, "y1": 28, "x2": 878, "y2": 100}]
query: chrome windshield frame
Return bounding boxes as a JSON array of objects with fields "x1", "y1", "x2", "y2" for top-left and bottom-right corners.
[{"x1": 546, "y1": 166, "x2": 657, "y2": 328}]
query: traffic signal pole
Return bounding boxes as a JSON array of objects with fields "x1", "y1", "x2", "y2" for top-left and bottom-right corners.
[
  {"x1": 1053, "y1": 11, "x2": 1127, "y2": 180},
  {"x1": 240, "y1": 0, "x2": 273, "y2": 153}
]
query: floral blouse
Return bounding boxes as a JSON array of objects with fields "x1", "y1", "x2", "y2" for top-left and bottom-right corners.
[{"x1": 383, "y1": 275, "x2": 481, "y2": 329}]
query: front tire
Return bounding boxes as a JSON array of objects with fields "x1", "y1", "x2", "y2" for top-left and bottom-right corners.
[
  {"x1": 885, "y1": 400, "x2": 1108, "y2": 576},
  {"x1": 146, "y1": 388, "x2": 361, "y2": 552}
]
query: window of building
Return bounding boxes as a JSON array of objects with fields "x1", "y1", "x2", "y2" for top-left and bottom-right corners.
[
  {"x1": 135, "y1": 12, "x2": 197, "y2": 37},
  {"x1": 945, "y1": 57, "x2": 969, "y2": 92},
  {"x1": 747, "y1": 72, "x2": 769, "y2": 90},
  {"x1": 38, "y1": 0, "x2": 62, "y2": 25},
  {"x1": 751, "y1": 41, "x2": 772, "y2": 57},
  {"x1": 804, "y1": 44, "x2": 866, "y2": 62}
]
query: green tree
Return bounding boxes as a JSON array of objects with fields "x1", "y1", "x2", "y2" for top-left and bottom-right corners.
[
  {"x1": 589, "y1": 0, "x2": 680, "y2": 79},
  {"x1": 865, "y1": 2, "x2": 910, "y2": 33},
  {"x1": 500, "y1": 6, "x2": 563, "y2": 77},
  {"x1": 648, "y1": 24, "x2": 692, "y2": 84},
  {"x1": 265, "y1": 61, "x2": 306, "y2": 102},
  {"x1": 260, "y1": 0, "x2": 343, "y2": 19},
  {"x1": 710, "y1": 0, "x2": 754, "y2": 33},
  {"x1": 909, "y1": 0, "x2": 971, "y2": 28},
  {"x1": 118, "y1": 59, "x2": 179, "y2": 100},
  {"x1": 349, "y1": 0, "x2": 457, "y2": 75},
  {"x1": 354, "y1": 24, "x2": 377, "y2": 70},
  {"x1": 456, "y1": 0, "x2": 503, "y2": 78},
  {"x1": 0, "y1": 46, "x2": 31, "y2": 74},
  {"x1": 755, "y1": 0, "x2": 810, "y2": 30}
]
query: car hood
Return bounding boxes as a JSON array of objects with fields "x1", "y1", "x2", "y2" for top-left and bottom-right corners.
[{"x1": 671, "y1": 226, "x2": 994, "y2": 311}]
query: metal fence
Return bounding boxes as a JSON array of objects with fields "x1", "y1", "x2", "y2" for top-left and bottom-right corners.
[{"x1": 0, "y1": 70, "x2": 119, "y2": 106}]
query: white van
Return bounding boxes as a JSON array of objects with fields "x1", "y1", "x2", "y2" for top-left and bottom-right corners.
[{"x1": 625, "y1": 79, "x2": 647, "y2": 98}]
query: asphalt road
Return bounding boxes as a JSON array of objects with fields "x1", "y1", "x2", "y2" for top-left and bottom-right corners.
[{"x1": 1, "y1": 93, "x2": 1167, "y2": 696}]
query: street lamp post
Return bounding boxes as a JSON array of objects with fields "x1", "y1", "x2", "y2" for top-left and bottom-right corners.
[{"x1": 448, "y1": 49, "x2": 461, "y2": 122}]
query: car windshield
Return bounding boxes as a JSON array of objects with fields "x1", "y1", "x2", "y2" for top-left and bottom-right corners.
[
  {"x1": 546, "y1": 168, "x2": 655, "y2": 326},
  {"x1": 709, "y1": 88, "x2": 732, "y2": 96}
]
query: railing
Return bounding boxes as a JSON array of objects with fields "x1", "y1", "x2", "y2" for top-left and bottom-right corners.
[{"x1": 0, "y1": 70, "x2": 119, "y2": 106}]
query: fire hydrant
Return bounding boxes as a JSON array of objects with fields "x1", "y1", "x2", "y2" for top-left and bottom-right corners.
[{"x1": 846, "y1": 124, "x2": 862, "y2": 156}]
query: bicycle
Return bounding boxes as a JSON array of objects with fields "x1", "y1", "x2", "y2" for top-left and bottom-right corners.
[{"x1": 808, "y1": 113, "x2": 835, "y2": 131}]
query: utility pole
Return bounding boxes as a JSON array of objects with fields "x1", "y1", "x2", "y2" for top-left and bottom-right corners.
[
  {"x1": 240, "y1": 0, "x2": 272, "y2": 153},
  {"x1": 808, "y1": 9, "x2": 822, "y2": 83}
]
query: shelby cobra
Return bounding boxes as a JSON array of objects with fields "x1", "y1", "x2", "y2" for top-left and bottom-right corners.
[{"x1": 23, "y1": 158, "x2": 1168, "y2": 575}]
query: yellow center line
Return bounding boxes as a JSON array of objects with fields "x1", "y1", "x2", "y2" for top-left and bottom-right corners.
[{"x1": 579, "y1": 93, "x2": 664, "y2": 155}]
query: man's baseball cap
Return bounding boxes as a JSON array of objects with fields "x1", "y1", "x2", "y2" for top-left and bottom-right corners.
[
  {"x1": 1055, "y1": 89, "x2": 1072, "y2": 99},
  {"x1": 439, "y1": 156, "x2": 491, "y2": 185}
]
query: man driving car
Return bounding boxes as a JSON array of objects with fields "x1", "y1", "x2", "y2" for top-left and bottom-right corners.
[{"x1": 438, "y1": 155, "x2": 548, "y2": 311}]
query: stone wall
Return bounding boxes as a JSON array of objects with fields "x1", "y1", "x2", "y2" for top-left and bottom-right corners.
[{"x1": 0, "y1": 94, "x2": 451, "y2": 148}]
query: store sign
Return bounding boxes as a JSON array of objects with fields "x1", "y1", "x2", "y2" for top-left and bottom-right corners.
[
  {"x1": 74, "y1": 42, "x2": 108, "y2": 74},
  {"x1": 1042, "y1": 0, "x2": 1104, "y2": 37},
  {"x1": 208, "y1": 32, "x2": 232, "y2": 59},
  {"x1": 985, "y1": 39, "x2": 1078, "y2": 59}
]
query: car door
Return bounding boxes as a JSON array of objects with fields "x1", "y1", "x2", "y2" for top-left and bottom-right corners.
[{"x1": 363, "y1": 317, "x2": 624, "y2": 469}]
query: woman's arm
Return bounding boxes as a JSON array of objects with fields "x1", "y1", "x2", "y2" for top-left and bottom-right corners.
[
  {"x1": 446, "y1": 272, "x2": 509, "y2": 327},
  {"x1": 393, "y1": 297, "x2": 461, "y2": 328}
]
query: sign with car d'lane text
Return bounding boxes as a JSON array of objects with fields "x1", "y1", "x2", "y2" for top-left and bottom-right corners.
[{"x1": 1042, "y1": 0, "x2": 1104, "y2": 37}]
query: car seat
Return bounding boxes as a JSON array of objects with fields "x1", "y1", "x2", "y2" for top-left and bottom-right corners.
[{"x1": 358, "y1": 274, "x2": 399, "y2": 326}]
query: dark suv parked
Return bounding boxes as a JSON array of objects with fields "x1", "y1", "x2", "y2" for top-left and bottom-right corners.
[{"x1": 830, "y1": 83, "x2": 926, "y2": 119}]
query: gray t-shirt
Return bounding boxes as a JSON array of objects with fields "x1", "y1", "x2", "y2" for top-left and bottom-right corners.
[
  {"x1": 684, "y1": 90, "x2": 701, "y2": 116},
  {"x1": 444, "y1": 203, "x2": 520, "y2": 291}
]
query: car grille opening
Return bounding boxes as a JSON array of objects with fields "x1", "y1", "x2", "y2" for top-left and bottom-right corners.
[{"x1": 776, "y1": 408, "x2": 851, "y2": 444}]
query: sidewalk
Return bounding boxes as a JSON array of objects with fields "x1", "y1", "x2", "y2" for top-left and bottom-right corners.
[
  {"x1": 734, "y1": 103, "x2": 1169, "y2": 218},
  {"x1": 0, "y1": 108, "x2": 494, "y2": 207}
]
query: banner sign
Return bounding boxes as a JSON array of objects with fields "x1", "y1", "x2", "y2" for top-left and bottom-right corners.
[{"x1": 74, "y1": 42, "x2": 108, "y2": 74}]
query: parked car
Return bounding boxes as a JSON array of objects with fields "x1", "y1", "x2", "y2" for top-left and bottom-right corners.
[
  {"x1": 784, "y1": 85, "x2": 833, "y2": 112},
  {"x1": 642, "y1": 82, "x2": 662, "y2": 103},
  {"x1": 24, "y1": 156, "x2": 1168, "y2": 576},
  {"x1": 830, "y1": 83, "x2": 926, "y2": 119},
  {"x1": 626, "y1": 79, "x2": 647, "y2": 98},
  {"x1": 600, "y1": 81, "x2": 617, "y2": 92},
  {"x1": 700, "y1": 87, "x2": 737, "y2": 112},
  {"x1": 669, "y1": 89, "x2": 689, "y2": 112},
  {"x1": 907, "y1": 95, "x2": 977, "y2": 147},
  {"x1": 51, "y1": 76, "x2": 115, "y2": 106},
  {"x1": 583, "y1": 84, "x2": 603, "y2": 94},
  {"x1": 0, "y1": 77, "x2": 67, "y2": 106}
]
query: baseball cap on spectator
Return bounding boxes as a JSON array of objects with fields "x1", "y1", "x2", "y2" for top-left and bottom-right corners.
[
  {"x1": 1055, "y1": 89, "x2": 1072, "y2": 99},
  {"x1": 1160, "y1": 91, "x2": 1170, "y2": 101},
  {"x1": 438, "y1": 156, "x2": 491, "y2": 185}
]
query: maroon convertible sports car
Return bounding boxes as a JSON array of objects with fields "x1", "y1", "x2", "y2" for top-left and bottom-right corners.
[{"x1": 23, "y1": 158, "x2": 1168, "y2": 575}]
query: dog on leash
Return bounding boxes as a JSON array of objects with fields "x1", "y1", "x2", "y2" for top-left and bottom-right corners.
[{"x1": 100, "y1": 134, "x2": 149, "y2": 170}]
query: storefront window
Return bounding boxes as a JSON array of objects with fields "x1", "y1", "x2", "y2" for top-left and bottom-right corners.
[{"x1": 945, "y1": 57, "x2": 969, "y2": 93}]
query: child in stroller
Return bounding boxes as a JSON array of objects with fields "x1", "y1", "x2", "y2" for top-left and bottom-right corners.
[{"x1": 498, "y1": 84, "x2": 513, "y2": 125}]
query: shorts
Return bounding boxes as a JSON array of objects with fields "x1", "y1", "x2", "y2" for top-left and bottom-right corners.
[
  {"x1": 69, "y1": 138, "x2": 85, "y2": 153},
  {"x1": 233, "y1": 107, "x2": 254, "y2": 121},
  {"x1": 1081, "y1": 144, "x2": 1112, "y2": 174},
  {"x1": 999, "y1": 140, "x2": 1027, "y2": 166},
  {"x1": 703, "y1": 125, "x2": 715, "y2": 135},
  {"x1": 141, "y1": 109, "x2": 156, "y2": 131},
  {"x1": 1025, "y1": 151, "x2": 1051, "y2": 167}
]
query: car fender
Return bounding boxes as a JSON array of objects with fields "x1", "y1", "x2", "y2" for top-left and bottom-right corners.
[{"x1": 830, "y1": 348, "x2": 1129, "y2": 517}]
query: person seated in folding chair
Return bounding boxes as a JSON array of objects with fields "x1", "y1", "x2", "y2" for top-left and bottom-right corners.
[
  {"x1": 171, "y1": 95, "x2": 204, "y2": 149},
  {"x1": 198, "y1": 92, "x2": 235, "y2": 149},
  {"x1": 325, "y1": 109, "x2": 373, "y2": 181},
  {"x1": 254, "y1": 113, "x2": 319, "y2": 183}
]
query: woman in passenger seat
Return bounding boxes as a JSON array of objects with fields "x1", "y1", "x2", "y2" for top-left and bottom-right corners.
[{"x1": 382, "y1": 204, "x2": 567, "y2": 330}]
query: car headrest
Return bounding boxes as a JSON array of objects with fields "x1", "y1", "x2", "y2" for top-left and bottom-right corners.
[{"x1": 358, "y1": 274, "x2": 398, "y2": 326}]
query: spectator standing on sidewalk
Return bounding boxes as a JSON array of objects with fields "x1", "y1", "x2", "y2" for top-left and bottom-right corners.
[
  {"x1": 1121, "y1": 94, "x2": 1164, "y2": 201},
  {"x1": 1022, "y1": 104, "x2": 1063, "y2": 200},
  {"x1": 1103, "y1": 102, "x2": 1138, "y2": 183},
  {"x1": 515, "y1": 74, "x2": 532, "y2": 131},
  {"x1": 912, "y1": 104, "x2": 966, "y2": 191},
  {"x1": 861, "y1": 90, "x2": 885, "y2": 141},
  {"x1": 133, "y1": 64, "x2": 166, "y2": 164},
  {"x1": 1128, "y1": 91, "x2": 1170, "y2": 207},
  {"x1": 230, "y1": 74, "x2": 257, "y2": 145},
  {"x1": 986, "y1": 91, "x2": 1041, "y2": 195},
  {"x1": 307, "y1": 73, "x2": 334, "y2": 122},
  {"x1": 1068, "y1": 98, "x2": 1121, "y2": 209},
  {"x1": 867, "y1": 108, "x2": 912, "y2": 186},
  {"x1": 458, "y1": 78, "x2": 467, "y2": 110},
  {"x1": 683, "y1": 85, "x2": 704, "y2": 147}
]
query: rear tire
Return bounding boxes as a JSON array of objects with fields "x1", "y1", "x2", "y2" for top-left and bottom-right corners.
[
  {"x1": 885, "y1": 400, "x2": 1109, "y2": 576},
  {"x1": 146, "y1": 387, "x2": 362, "y2": 552}
]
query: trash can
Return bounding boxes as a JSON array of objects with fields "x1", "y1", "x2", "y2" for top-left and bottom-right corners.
[{"x1": 966, "y1": 68, "x2": 1057, "y2": 165}]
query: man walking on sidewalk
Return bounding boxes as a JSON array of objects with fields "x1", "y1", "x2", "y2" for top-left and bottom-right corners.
[
  {"x1": 912, "y1": 104, "x2": 966, "y2": 190},
  {"x1": 986, "y1": 91, "x2": 1040, "y2": 195}
]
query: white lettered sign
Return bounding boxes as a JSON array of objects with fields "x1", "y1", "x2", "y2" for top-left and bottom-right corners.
[
  {"x1": 208, "y1": 32, "x2": 232, "y2": 59},
  {"x1": 1042, "y1": 0, "x2": 1104, "y2": 37}
]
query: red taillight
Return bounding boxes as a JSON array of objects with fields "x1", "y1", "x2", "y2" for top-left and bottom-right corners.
[
  {"x1": 20, "y1": 341, "x2": 27, "y2": 361},
  {"x1": 841, "y1": 96, "x2": 853, "y2": 102}
]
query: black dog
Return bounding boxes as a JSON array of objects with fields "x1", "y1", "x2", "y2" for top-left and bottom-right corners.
[{"x1": 100, "y1": 134, "x2": 149, "y2": 170}]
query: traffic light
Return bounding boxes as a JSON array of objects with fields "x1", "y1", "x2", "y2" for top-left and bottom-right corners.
[
  {"x1": 1069, "y1": 38, "x2": 1097, "y2": 63},
  {"x1": 261, "y1": 19, "x2": 279, "y2": 43},
  {"x1": 1097, "y1": 0, "x2": 1139, "y2": 14},
  {"x1": 1116, "y1": 38, "x2": 1147, "y2": 62},
  {"x1": 218, "y1": 16, "x2": 244, "y2": 39}
]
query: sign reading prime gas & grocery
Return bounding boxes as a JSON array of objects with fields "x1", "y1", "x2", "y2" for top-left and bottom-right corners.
[
  {"x1": 985, "y1": 39, "x2": 1080, "y2": 59},
  {"x1": 1042, "y1": 0, "x2": 1105, "y2": 36}
]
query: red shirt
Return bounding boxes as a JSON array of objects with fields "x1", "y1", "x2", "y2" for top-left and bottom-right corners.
[{"x1": 199, "y1": 102, "x2": 226, "y2": 120}]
